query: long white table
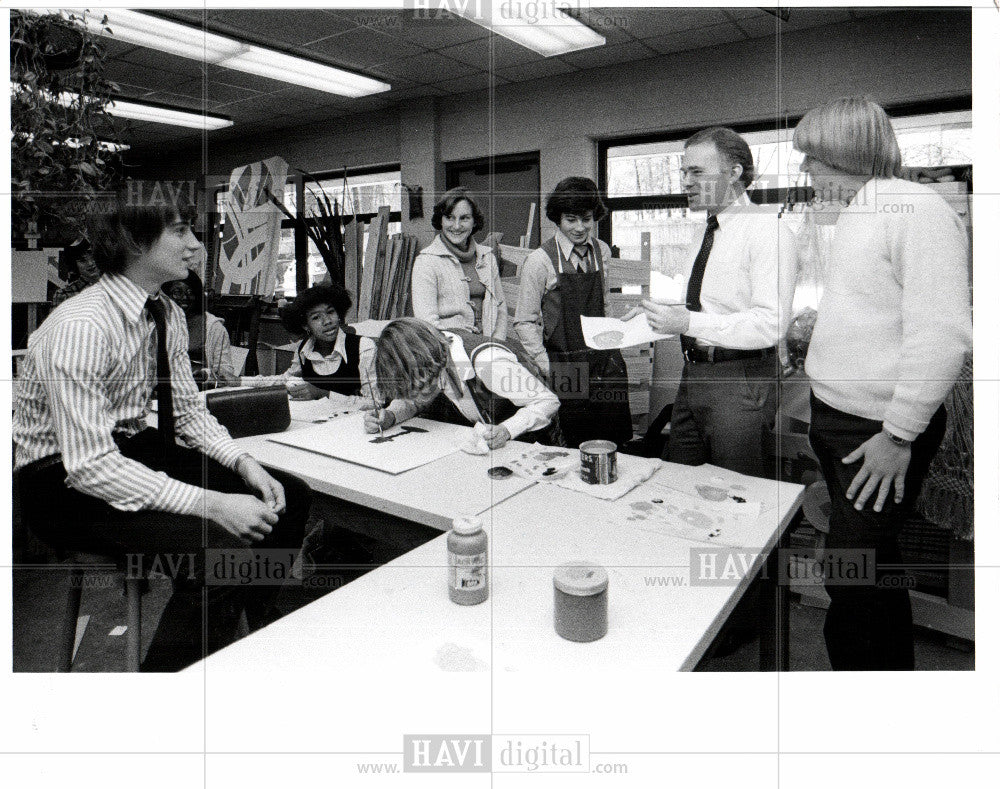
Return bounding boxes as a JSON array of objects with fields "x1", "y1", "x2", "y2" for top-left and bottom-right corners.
[
  {"x1": 200, "y1": 404, "x2": 804, "y2": 673},
  {"x1": 232, "y1": 406, "x2": 539, "y2": 530}
]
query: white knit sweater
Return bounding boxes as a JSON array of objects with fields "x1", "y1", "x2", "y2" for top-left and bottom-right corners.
[{"x1": 805, "y1": 178, "x2": 972, "y2": 441}]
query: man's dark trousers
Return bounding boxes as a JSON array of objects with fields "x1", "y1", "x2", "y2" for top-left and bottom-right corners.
[
  {"x1": 19, "y1": 429, "x2": 310, "y2": 672},
  {"x1": 809, "y1": 395, "x2": 946, "y2": 671}
]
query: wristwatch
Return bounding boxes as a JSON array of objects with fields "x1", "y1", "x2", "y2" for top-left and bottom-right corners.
[{"x1": 882, "y1": 428, "x2": 912, "y2": 448}]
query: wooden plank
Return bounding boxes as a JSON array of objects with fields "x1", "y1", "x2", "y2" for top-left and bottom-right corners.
[
  {"x1": 498, "y1": 244, "x2": 532, "y2": 277},
  {"x1": 343, "y1": 219, "x2": 359, "y2": 319},
  {"x1": 357, "y1": 206, "x2": 389, "y2": 320},
  {"x1": 605, "y1": 256, "x2": 650, "y2": 290}
]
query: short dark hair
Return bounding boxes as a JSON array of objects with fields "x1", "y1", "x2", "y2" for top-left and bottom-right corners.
[
  {"x1": 63, "y1": 240, "x2": 93, "y2": 275},
  {"x1": 88, "y1": 182, "x2": 197, "y2": 275},
  {"x1": 544, "y1": 177, "x2": 607, "y2": 224},
  {"x1": 431, "y1": 187, "x2": 485, "y2": 234},
  {"x1": 684, "y1": 127, "x2": 755, "y2": 188},
  {"x1": 280, "y1": 283, "x2": 353, "y2": 336},
  {"x1": 164, "y1": 270, "x2": 205, "y2": 317}
]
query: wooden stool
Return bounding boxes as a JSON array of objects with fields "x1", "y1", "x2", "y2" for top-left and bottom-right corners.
[{"x1": 59, "y1": 552, "x2": 145, "y2": 672}]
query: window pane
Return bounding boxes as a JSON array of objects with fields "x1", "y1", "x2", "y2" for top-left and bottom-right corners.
[
  {"x1": 605, "y1": 110, "x2": 970, "y2": 202},
  {"x1": 216, "y1": 178, "x2": 295, "y2": 223},
  {"x1": 307, "y1": 170, "x2": 401, "y2": 216},
  {"x1": 276, "y1": 226, "x2": 296, "y2": 299}
]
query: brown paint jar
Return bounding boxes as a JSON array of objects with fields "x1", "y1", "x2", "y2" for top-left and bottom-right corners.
[{"x1": 553, "y1": 562, "x2": 609, "y2": 642}]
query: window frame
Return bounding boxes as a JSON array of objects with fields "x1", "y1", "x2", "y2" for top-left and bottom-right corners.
[
  {"x1": 209, "y1": 163, "x2": 402, "y2": 297},
  {"x1": 596, "y1": 95, "x2": 972, "y2": 248}
]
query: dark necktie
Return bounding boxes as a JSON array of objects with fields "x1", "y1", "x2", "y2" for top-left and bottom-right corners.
[
  {"x1": 146, "y1": 297, "x2": 175, "y2": 456},
  {"x1": 681, "y1": 215, "x2": 720, "y2": 352},
  {"x1": 572, "y1": 245, "x2": 590, "y2": 273}
]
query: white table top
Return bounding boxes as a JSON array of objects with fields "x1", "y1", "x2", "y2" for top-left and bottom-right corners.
[
  {"x1": 198, "y1": 461, "x2": 803, "y2": 674},
  {"x1": 231, "y1": 400, "x2": 538, "y2": 530}
]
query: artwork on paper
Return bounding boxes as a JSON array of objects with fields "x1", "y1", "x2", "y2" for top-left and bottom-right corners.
[
  {"x1": 615, "y1": 477, "x2": 762, "y2": 547},
  {"x1": 267, "y1": 413, "x2": 464, "y2": 474},
  {"x1": 654, "y1": 462, "x2": 780, "y2": 512},
  {"x1": 508, "y1": 445, "x2": 577, "y2": 481},
  {"x1": 214, "y1": 156, "x2": 288, "y2": 296}
]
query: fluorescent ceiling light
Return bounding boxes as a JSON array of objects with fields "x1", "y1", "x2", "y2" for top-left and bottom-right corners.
[
  {"x1": 19, "y1": 83, "x2": 232, "y2": 130},
  {"x1": 53, "y1": 90, "x2": 232, "y2": 130},
  {"x1": 459, "y1": 3, "x2": 605, "y2": 56},
  {"x1": 49, "y1": 8, "x2": 391, "y2": 97},
  {"x1": 106, "y1": 99, "x2": 233, "y2": 130}
]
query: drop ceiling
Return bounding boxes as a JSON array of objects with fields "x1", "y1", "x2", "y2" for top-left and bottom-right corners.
[{"x1": 97, "y1": 7, "x2": 891, "y2": 156}]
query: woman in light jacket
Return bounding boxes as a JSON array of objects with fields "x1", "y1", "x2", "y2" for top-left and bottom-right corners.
[{"x1": 411, "y1": 187, "x2": 509, "y2": 340}]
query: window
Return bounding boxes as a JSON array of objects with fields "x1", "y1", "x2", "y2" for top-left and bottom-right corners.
[
  {"x1": 600, "y1": 107, "x2": 971, "y2": 270},
  {"x1": 211, "y1": 166, "x2": 402, "y2": 299}
]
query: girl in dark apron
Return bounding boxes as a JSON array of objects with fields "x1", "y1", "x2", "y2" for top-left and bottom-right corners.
[{"x1": 537, "y1": 237, "x2": 633, "y2": 448}]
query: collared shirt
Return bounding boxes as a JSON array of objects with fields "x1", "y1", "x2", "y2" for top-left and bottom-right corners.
[
  {"x1": 411, "y1": 235, "x2": 509, "y2": 339},
  {"x1": 386, "y1": 332, "x2": 559, "y2": 440},
  {"x1": 513, "y1": 228, "x2": 613, "y2": 365},
  {"x1": 682, "y1": 193, "x2": 797, "y2": 350},
  {"x1": 243, "y1": 331, "x2": 377, "y2": 399},
  {"x1": 806, "y1": 177, "x2": 971, "y2": 440},
  {"x1": 13, "y1": 273, "x2": 245, "y2": 515},
  {"x1": 52, "y1": 275, "x2": 98, "y2": 306}
]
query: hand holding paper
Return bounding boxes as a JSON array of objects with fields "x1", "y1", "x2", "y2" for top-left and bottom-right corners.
[{"x1": 582, "y1": 313, "x2": 674, "y2": 350}]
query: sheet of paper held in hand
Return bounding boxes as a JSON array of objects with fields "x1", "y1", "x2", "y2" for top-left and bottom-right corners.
[
  {"x1": 267, "y1": 413, "x2": 464, "y2": 474},
  {"x1": 581, "y1": 314, "x2": 672, "y2": 350}
]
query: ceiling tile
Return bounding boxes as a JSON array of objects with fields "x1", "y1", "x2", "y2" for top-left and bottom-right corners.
[
  {"x1": 380, "y1": 12, "x2": 489, "y2": 50},
  {"x1": 386, "y1": 83, "x2": 451, "y2": 103},
  {"x1": 433, "y1": 72, "x2": 510, "y2": 95},
  {"x1": 437, "y1": 36, "x2": 544, "y2": 71},
  {"x1": 122, "y1": 90, "x2": 209, "y2": 114},
  {"x1": 306, "y1": 27, "x2": 425, "y2": 69},
  {"x1": 114, "y1": 47, "x2": 208, "y2": 81},
  {"x1": 777, "y1": 9, "x2": 854, "y2": 31},
  {"x1": 104, "y1": 59, "x2": 206, "y2": 93},
  {"x1": 571, "y1": 8, "x2": 636, "y2": 44},
  {"x1": 494, "y1": 58, "x2": 574, "y2": 83},
  {"x1": 368, "y1": 51, "x2": 474, "y2": 84},
  {"x1": 100, "y1": 38, "x2": 140, "y2": 60},
  {"x1": 729, "y1": 15, "x2": 781, "y2": 41},
  {"x1": 642, "y1": 23, "x2": 747, "y2": 55},
  {"x1": 559, "y1": 40, "x2": 658, "y2": 71},
  {"x1": 610, "y1": 8, "x2": 731, "y2": 39},
  {"x1": 198, "y1": 10, "x2": 356, "y2": 47}
]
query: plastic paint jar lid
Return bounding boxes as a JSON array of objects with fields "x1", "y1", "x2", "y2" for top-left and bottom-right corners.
[
  {"x1": 452, "y1": 514, "x2": 483, "y2": 535},
  {"x1": 553, "y1": 562, "x2": 608, "y2": 596}
]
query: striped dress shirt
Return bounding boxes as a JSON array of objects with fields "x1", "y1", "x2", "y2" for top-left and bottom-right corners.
[{"x1": 13, "y1": 273, "x2": 246, "y2": 515}]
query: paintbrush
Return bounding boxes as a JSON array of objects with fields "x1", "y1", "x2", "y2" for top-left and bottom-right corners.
[{"x1": 363, "y1": 369, "x2": 384, "y2": 438}]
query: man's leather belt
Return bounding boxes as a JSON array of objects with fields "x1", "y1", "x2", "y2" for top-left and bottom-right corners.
[{"x1": 682, "y1": 345, "x2": 777, "y2": 364}]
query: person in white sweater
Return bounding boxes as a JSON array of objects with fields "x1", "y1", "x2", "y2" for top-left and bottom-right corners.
[{"x1": 794, "y1": 97, "x2": 972, "y2": 670}]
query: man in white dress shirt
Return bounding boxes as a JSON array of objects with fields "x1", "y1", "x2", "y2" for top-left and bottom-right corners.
[{"x1": 635, "y1": 127, "x2": 796, "y2": 477}]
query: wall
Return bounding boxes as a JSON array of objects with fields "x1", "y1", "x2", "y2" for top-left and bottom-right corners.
[{"x1": 133, "y1": 9, "x2": 970, "y2": 239}]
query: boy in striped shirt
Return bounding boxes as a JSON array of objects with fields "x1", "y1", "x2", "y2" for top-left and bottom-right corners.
[{"x1": 14, "y1": 188, "x2": 311, "y2": 671}]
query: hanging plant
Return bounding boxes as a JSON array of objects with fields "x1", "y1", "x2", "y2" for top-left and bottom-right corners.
[{"x1": 10, "y1": 9, "x2": 125, "y2": 245}]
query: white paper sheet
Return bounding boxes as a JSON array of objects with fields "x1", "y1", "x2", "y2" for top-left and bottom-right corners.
[
  {"x1": 267, "y1": 413, "x2": 464, "y2": 474},
  {"x1": 581, "y1": 314, "x2": 672, "y2": 349}
]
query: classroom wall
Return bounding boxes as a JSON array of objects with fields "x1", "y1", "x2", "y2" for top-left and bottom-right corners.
[{"x1": 132, "y1": 9, "x2": 970, "y2": 239}]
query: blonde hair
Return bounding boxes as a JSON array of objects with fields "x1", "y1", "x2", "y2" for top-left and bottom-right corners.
[
  {"x1": 375, "y1": 318, "x2": 459, "y2": 401},
  {"x1": 793, "y1": 97, "x2": 902, "y2": 179}
]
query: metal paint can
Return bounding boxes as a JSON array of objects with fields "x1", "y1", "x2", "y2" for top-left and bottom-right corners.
[{"x1": 579, "y1": 440, "x2": 618, "y2": 485}]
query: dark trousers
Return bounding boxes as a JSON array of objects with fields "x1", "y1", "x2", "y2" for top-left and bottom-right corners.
[
  {"x1": 18, "y1": 430, "x2": 311, "y2": 672},
  {"x1": 666, "y1": 356, "x2": 780, "y2": 479},
  {"x1": 808, "y1": 395, "x2": 946, "y2": 671}
]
